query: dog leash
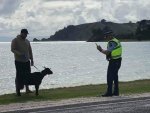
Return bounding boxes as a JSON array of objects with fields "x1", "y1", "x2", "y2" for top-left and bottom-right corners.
[{"x1": 33, "y1": 65, "x2": 41, "y2": 71}]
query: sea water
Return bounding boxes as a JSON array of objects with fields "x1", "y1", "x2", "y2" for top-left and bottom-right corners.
[{"x1": 0, "y1": 41, "x2": 150, "y2": 95}]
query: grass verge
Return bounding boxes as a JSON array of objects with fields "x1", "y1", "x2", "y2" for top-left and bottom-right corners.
[{"x1": 0, "y1": 79, "x2": 150, "y2": 105}]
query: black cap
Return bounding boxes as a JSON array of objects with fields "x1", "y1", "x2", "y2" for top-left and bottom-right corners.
[{"x1": 21, "y1": 29, "x2": 29, "y2": 34}]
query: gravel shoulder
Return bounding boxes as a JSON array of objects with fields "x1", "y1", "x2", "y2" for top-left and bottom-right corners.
[{"x1": 0, "y1": 93, "x2": 150, "y2": 113}]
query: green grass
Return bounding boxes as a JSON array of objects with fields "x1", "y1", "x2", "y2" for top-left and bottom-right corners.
[{"x1": 0, "y1": 79, "x2": 150, "y2": 105}]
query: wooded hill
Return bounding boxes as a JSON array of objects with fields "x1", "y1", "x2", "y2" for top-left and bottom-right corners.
[{"x1": 33, "y1": 19, "x2": 150, "y2": 42}]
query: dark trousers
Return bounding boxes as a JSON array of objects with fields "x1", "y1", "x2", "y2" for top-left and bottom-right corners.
[
  {"x1": 15, "y1": 61, "x2": 31, "y2": 92},
  {"x1": 107, "y1": 58, "x2": 121, "y2": 95}
]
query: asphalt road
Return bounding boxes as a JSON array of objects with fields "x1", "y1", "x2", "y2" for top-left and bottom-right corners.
[{"x1": 3, "y1": 97, "x2": 150, "y2": 113}]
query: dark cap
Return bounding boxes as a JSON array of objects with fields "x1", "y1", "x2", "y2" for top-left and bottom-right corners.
[{"x1": 21, "y1": 29, "x2": 29, "y2": 34}]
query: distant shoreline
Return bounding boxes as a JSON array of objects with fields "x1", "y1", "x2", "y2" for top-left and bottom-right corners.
[{"x1": 0, "y1": 40, "x2": 150, "y2": 43}]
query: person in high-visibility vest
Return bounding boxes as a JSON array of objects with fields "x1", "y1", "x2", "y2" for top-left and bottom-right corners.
[{"x1": 96, "y1": 30, "x2": 122, "y2": 97}]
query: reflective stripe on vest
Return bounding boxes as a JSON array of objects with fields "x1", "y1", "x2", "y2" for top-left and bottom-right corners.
[{"x1": 107, "y1": 38, "x2": 122, "y2": 59}]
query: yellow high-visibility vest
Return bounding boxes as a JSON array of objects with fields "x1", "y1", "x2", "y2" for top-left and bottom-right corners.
[{"x1": 107, "y1": 38, "x2": 122, "y2": 59}]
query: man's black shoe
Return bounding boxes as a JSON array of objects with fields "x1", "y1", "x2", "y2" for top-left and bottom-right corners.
[
  {"x1": 112, "y1": 93, "x2": 119, "y2": 96},
  {"x1": 102, "y1": 93, "x2": 112, "y2": 97}
]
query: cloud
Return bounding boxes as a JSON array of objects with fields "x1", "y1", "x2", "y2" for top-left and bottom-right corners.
[
  {"x1": 0, "y1": 0, "x2": 150, "y2": 41},
  {"x1": 0, "y1": 0, "x2": 21, "y2": 15}
]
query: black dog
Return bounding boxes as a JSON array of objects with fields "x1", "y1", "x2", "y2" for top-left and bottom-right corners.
[{"x1": 16, "y1": 68, "x2": 53, "y2": 96}]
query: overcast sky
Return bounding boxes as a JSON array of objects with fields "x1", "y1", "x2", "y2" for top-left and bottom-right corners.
[{"x1": 0, "y1": 0, "x2": 150, "y2": 41}]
